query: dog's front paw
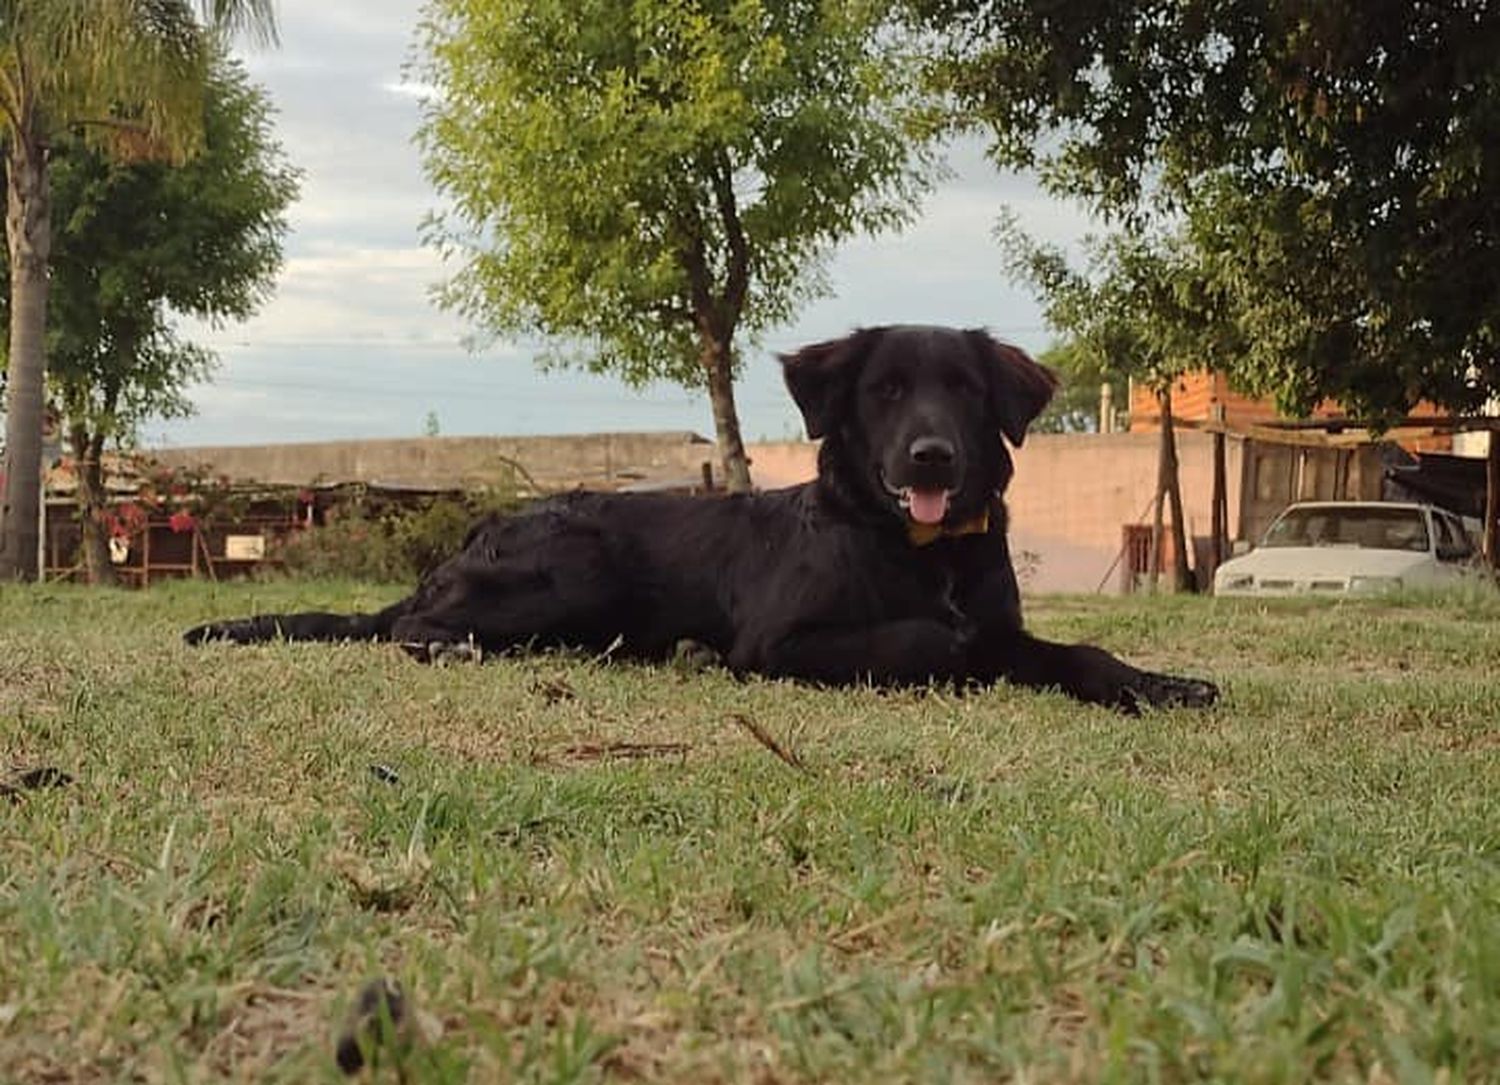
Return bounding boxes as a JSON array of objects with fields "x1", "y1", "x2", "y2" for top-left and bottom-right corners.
[
  {"x1": 399, "y1": 639, "x2": 484, "y2": 665},
  {"x1": 672, "y1": 638, "x2": 723, "y2": 673},
  {"x1": 1129, "y1": 671, "x2": 1219, "y2": 711}
]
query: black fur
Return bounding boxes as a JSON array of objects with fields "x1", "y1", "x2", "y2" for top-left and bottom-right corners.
[{"x1": 184, "y1": 326, "x2": 1217, "y2": 713}]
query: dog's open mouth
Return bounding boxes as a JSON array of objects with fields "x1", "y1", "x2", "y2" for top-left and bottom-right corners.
[
  {"x1": 899, "y1": 487, "x2": 953, "y2": 525},
  {"x1": 881, "y1": 473, "x2": 956, "y2": 525}
]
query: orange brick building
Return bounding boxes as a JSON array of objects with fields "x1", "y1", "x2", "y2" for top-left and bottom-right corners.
[{"x1": 1127, "y1": 371, "x2": 1452, "y2": 452}]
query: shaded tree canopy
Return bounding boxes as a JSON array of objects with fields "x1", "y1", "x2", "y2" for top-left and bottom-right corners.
[
  {"x1": 1029, "y1": 339, "x2": 1120, "y2": 435},
  {"x1": 914, "y1": 0, "x2": 1500, "y2": 421}
]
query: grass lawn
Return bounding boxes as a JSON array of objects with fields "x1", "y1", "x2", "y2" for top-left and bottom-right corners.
[{"x1": 4, "y1": 580, "x2": 1500, "y2": 1082}]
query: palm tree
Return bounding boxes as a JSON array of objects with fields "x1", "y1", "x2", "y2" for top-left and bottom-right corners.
[{"x1": 0, "y1": 0, "x2": 276, "y2": 581}]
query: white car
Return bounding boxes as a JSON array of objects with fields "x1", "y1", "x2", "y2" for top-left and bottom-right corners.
[{"x1": 1213, "y1": 501, "x2": 1485, "y2": 597}]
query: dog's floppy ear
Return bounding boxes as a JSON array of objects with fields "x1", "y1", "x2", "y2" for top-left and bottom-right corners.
[
  {"x1": 965, "y1": 330, "x2": 1058, "y2": 447},
  {"x1": 779, "y1": 328, "x2": 882, "y2": 440}
]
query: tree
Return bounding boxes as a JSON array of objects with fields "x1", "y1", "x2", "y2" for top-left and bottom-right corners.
[
  {"x1": 916, "y1": 0, "x2": 1500, "y2": 565},
  {"x1": 0, "y1": 0, "x2": 277, "y2": 581},
  {"x1": 911, "y1": 0, "x2": 1500, "y2": 418},
  {"x1": 417, "y1": 0, "x2": 936, "y2": 491},
  {"x1": 0, "y1": 58, "x2": 297, "y2": 583},
  {"x1": 1001, "y1": 220, "x2": 1241, "y2": 591},
  {"x1": 1030, "y1": 339, "x2": 1125, "y2": 435}
]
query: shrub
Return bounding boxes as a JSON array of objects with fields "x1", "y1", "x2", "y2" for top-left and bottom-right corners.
[
  {"x1": 275, "y1": 487, "x2": 524, "y2": 583},
  {"x1": 273, "y1": 512, "x2": 411, "y2": 582}
]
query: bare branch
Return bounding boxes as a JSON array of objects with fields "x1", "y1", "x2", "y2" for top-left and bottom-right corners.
[{"x1": 710, "y1": 150, "x2": 750, "y2": 328}]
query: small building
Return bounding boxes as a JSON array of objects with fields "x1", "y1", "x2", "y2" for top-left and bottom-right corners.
[{"x1": 1127, "y1": 370, "x2": 1455, "y2": 452}]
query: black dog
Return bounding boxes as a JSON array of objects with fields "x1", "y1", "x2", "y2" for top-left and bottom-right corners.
[{"x1": 185, "y1": 326, "x2": 1217, "y2": 713}]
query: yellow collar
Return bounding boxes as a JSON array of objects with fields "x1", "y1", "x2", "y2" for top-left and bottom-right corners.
[{"x1": 906, "y1": 508, "x2": 990, "y2": 547}]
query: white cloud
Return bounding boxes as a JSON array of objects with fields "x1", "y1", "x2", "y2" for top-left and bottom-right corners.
[{"x1": 381, "y1": 79, "x2": 441, "y2": 101}]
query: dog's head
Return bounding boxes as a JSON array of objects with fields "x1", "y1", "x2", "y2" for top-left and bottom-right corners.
[{"x1": 780, "y1": 326, "x2": 1056, "y2": 531}]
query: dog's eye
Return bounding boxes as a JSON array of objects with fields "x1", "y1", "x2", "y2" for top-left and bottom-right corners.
[{"x1": 874, "y1": 379, "x2": 905, "y2": 402}]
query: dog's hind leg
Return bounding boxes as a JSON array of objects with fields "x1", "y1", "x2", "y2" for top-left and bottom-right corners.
[
  {"x1": 183, "y1": 599, "x2": 409, "y2": 646},
  {"x1": 389, "y1": 533, "x2": 630, "y2": 662}
]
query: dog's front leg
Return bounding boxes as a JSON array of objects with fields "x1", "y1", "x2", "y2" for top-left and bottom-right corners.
[
  {"x1": 973, "y1": 629, "x2": 1218, "y2": 714},
  {"x1": 751, "y1": 619, "x2": 970, "y2": 687}
]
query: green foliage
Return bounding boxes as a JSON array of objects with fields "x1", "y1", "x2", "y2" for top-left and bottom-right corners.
[
  {"x1": 0, "y1": 0, "x2": 278, "y2": 159},
  {"x1": 1, "y1": 1, "x2": 207, "y2": 160},
  {"x1": 913, "y1": 0, "x2": 1500, "y2": 420},
  {"x1": 1182, "y1": 173, "x2": 1485, "y2": 421},
  {"x1": 999, "y1": 217, "x2": 1241, "y2": 394},
  {"x1": 273, "y1": 515, "x2": 413, "y2": 583},
  {"x1": 1029, "y1": 340, "x2": 1120, "y2": 434},
  {"x1": 386, "y1": 495, "x2": 500, "y2": 579},
  {"x1": 0, "y1": 56, "x2": 298, "y2": 446},
  {"x1": 0, "y1": 0, "x2": 280, "y2": 581},
  {"x1": 416, "y1": 0, "x2": 936, "y2": 387},
  {"x1": 276, "y1": 489, "x2": 527, "y2": 583}
]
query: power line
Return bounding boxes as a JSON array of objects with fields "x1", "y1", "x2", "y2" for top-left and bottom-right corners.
[
  {"x1": 199, "y1": 323, "x2": 1053, "y2": 353},
  {"x1": 195, "y1": 375, "x2": 797, "y2": 414}
]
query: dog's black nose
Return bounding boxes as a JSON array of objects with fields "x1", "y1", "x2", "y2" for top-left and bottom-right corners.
[{"x1": 909, "y1": 436, "x2": 956, "y2": 467}]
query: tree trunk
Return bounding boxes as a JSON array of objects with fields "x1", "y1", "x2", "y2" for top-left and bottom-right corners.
[
  {"x1": 0, "y1": 129, "x2": 52, "y2": 582},
  {"x1": 1148, "y1": 478, "x2": 1165, "y2": 593},
  {"x1": 1148, "y1": 391, "x2": 1168, "y2": 592},
  {"x1": 70, "y1": 427, "x2": 118, "y2": 587},
  {"x1": 1160, "y1": 389, "x2": 1195, "y2": 593},
  {"x1": 1158, "y1": 393, "x2": 1194, "y2": 591},
  {"x1": 1148, "y1": 387, "x2": 1194, "y2": 593},
  {"x1": 702, "y1": 334, "x2": 753, "y2": 493}
]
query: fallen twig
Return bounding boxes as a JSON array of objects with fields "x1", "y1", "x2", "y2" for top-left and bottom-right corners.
[
  {"x1": 728, "y1": 713, "x2": 806, "y2": 773},
  {"x1": 560, "y1": 741, "x2": 690, "y2": 762}
]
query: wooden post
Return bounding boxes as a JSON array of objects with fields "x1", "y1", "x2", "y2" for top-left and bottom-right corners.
[
  {"x1": 1486, "y1": 430, "x2": 1500, "y2": 570},
  {"x1": 1334, "y1": 449, "x2": 1350, "y2": 501},
  {"x1": 196, "y1": 527, "x2": 219, "y2": 582},
  {"x1": 1148, "y1": 465, "x2": 1166, "y2": 594}
]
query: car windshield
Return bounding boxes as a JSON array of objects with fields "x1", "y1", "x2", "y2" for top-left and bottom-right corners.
[{"x1": 1260, "y1": 506, "x2": 1430, "y2": 552}]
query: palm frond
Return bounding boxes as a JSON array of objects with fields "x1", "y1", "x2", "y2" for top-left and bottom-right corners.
[
  {"x1": 1, "y1": 0, "x2": 275, "y2": 153},
  {"x1": 197, "y1": 0, "x2": 278, "y2": 47}
]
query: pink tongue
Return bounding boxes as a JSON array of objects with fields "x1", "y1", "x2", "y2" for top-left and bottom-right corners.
[{"x1": 907, "y1": 488, "x2": 949, "y2": 525}]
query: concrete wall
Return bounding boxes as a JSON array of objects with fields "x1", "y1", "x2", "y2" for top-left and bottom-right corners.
[
  {"x1": 745, "y1": 441, "x2": 820, "y2": 489},
  {"x1": 153, "y1": 431, "x2": 1241, "y2": 595},
  {"x1": 1008, "y1": 432, "x2": 1243, "y2": 594},
  {"x1": 741, "y1": 433, "x2": 1242, "y2": 594},
  {"x1": 153, "y1": 432, "x2": 716, "y2": 492}
]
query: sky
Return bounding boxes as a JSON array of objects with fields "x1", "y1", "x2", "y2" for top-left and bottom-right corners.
[{"x1": 149, "y1": 1, "x2": 1098, "y2": 449}]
